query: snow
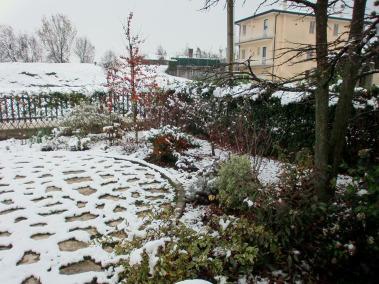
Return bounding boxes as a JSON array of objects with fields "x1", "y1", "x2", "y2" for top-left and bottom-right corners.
[
  {"x1": 272, "y1": 90, "x2": 307, "y2": 105},
  {"x1": 175, "y1": 280, "x2": 212, "y2": 284},
  {"x1": 357, "y1": 189, "x2": 368, "y2": 196},
  {"x1": 211, "y1": 83, "x2": 308, "y2": 106},
  {"x1": 0, "y1": 63, "x2": 188, "y2": 97},
  {"x1": 0, "y1": 147, "x2": 175, "y2": 283},
  {"x1": 0, "y1": 129, "x2": 358, "y2": 283},
  {"x1": 128, "y1": 238, "x2": 170, "y2": 274},
  {"x1": 0, "y1": 63, "x2": 107, "y2": 96},
  {"x1": 219, "y1": 218, "x2": 231, "y2": 231}
]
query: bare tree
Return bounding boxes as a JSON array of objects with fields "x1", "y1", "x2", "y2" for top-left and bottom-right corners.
[
  {"x1": 0, "y1": 26, "x2": 42, "y2": 62},
  {"x1": 16, "y1": 33, "x2": 43, "y2": 62},
  {"x1": 101, "y1": 50, "x2": 118, "y2": 69},
  {"x1": 156, "y1": 45, "x2": 167, "y2": 60},
  {"x1": 0, "y1": 25, "x2": 17, "y2": 62},
  {"x1": 38, "y1": 14, "x2": 77, "y2": 63},
  {"x1": 74, "y1": 37, "x2": 95, "y2": 63}
]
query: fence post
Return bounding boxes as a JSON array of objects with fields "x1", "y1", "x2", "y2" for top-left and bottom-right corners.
[
  {"x1": 0, "y1": 97, "x2": 3, "y2": 123},
  {"x1": 27, "y1": 96, "x2": 32, "y2": 122}
]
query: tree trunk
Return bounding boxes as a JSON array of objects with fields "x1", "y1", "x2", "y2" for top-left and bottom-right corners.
[
  {"x1": 227, "y1": 0, "x2": 234, "y2": 75},
  {"x1": 329, "y1": 0, "x2": 367, "y2": 178},
  {"x1": 314, "y1": 0, "x2": 331, "y2": 201}
]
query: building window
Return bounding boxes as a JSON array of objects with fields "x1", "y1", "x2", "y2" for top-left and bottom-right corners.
[
  {"x1": 309, "y1": 21, "x2": 315, "y2": 34},
  {"x1": 263, "y1": 19, "x2": 268, "y2": 33},
  {"x1": 262, "y1": 46, "x2": 267, "y2": 64},
  {"x1": 241, "y1": 49, "x2": 246, "y2": 59},
  {"x1": 333, "y1": 23, "x2": 339, "y2": 36},
  {"x1": 242, "y1": 25, "x2": 247, "y2": 36},
  {"x1": 262, "y1": 46, "x2": 267, "y2": 58}
]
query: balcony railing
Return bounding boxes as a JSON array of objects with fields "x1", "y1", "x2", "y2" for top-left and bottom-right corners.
[
  {"x1": 238, "y1": 32, "x2": 273, "y2": 44},
  {"x1": 237, "y1": 58, "x2": 273, "y2": 66}
]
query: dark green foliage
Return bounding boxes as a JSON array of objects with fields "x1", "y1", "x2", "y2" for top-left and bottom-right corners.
[
  {"x1": 249, "y1": 162, "x2": 379, "y2": 283},
  {"x1": 116, "y1": 211, "x2": 279, "y2": 283}
]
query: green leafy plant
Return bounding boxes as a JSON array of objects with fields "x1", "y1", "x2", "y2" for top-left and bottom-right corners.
[
  {"x1": 115, "y1": 211, "x2": 279, "y2": 283},
  {"x1": 216, "y1": 155, "x2": 261, "y2": 212}
]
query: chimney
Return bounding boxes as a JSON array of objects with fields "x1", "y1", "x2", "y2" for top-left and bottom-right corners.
[{"x1": 188, "y1": 48, "x2": 194, "y2": 58}]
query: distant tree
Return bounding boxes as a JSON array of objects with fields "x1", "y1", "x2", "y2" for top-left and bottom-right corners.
[
  {"x1": 101, "y1": 50, "x2": 118, "y2": 69},
  {"x1": 0, "y1": 25, "x2": 42, "y2": 62},
  {"x1": 156, "y1": 45, "x2": 167, "y2": 60},
  {"x1": 0, "y1": 25, "x2": 17, "y2": 62},
  {"x1": 16, "y1": 33, "x2": 43, "y2": 62},
  {"x1": 38, "y1": 14, "x2": 77, "y2": 63},
  {"x1": 74, "y1": 37, "x2": 95, "y2": 63},
  {"x1": 195, "y1": 47, "x2": 203, "y2": 58}
]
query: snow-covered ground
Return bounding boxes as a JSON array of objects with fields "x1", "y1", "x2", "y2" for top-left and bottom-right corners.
[
  {"x1": 0, "y1": 145, "x2": 178, "y2": 283},
  {"x1": 0, "y1": 63, "x2": 188, "y2": 97},
  {"x1": 0, "y1": 131, "x2": 353, "y2": 283},
  {"x1": 0, "y1": 63, "x2": 108, "y2": 96}
]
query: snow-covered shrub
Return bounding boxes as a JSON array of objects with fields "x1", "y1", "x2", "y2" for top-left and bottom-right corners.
[
  {"x1": 52, "y1": 127, "x2": 72, "y2": 137},
  {"x1": 68, "y1": 136, "x2": 91, "y2": 151},
  {"x1": 175, "y1": 155, "x2": 198, "y2": 172},
  {"x1": 103, "y1": 123, "x2": 124, "y2": 145},
  {"x1": 147, "y1": 126, "x2": 198, "y2": 166},
  {"x1": 216, "y1": 155, "x2": 261, "y2": 212},
  {"x1": 187, "y1": 160, "x2": 221, "y2": 203},
  {"x1": 115, "y1": 212, "x2": 279, "y2": 283},
  {"x1": 60, "y1": 103, "x2": 119, "y2": 134}
]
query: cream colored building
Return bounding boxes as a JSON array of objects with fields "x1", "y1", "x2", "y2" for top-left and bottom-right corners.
[{"x1": 235, "y1": 9, "x2": 352, "y2": 81}]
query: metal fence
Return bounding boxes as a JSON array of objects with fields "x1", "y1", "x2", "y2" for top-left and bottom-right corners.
[{"x1": 0, "y1": 93, "x2": 132, "y2": 130}]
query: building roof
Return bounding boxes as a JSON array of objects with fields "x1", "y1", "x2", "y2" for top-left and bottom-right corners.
[{"x1": 235, "y1": 9, "x2": 351, "y2": 25}]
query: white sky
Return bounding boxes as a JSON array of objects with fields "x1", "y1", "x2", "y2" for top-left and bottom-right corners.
[{"x1": 0, "y1": 0, "x2": 376, "y2": 61}]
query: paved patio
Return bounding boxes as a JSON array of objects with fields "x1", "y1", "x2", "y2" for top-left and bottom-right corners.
[{"x1": 0, "y1": 151, "x2": 175, "y2": 284}]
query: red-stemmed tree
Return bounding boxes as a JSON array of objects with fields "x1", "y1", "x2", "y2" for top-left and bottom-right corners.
[{"x1": 106, "y1": 13, "x2": 158, "y2": 143}]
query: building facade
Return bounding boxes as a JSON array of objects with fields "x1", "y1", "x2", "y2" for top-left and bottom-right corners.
[{"x1": 235, "y1": 9, "x2": 351, "y2": 81}]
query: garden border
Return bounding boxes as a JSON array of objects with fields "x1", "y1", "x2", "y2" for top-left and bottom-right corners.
[{"x1": 100, "y1": 154, "x2": 186, "y2": 219}]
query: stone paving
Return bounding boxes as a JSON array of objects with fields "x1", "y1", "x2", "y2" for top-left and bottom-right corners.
[{"x1": 0, "y1": 151, "x2": 175, "y2": 284}]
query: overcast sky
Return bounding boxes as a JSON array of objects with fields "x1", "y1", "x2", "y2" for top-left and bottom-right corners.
[{"x1": 0, "y1": 0, "x2": 376, "y2": 62}]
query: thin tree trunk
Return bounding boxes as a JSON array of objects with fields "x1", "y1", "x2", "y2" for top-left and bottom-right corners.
[
  {"x1": 330, "y1": 0, "x2": 367, "y2": 178},
  {"x1": 314, "y1": 0, "x2": 331, "y2": 201},
  {"x1": 227, "y1": 0, "x2": 234, "y2": 75}
]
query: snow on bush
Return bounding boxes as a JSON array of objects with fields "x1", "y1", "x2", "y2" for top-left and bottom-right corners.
[
  {"x1": 60, "y1": 102, "x2": 119, "y2": 134},
  {"x1": 147, "y1": 126, "x2": 198, "y2": 166}
]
